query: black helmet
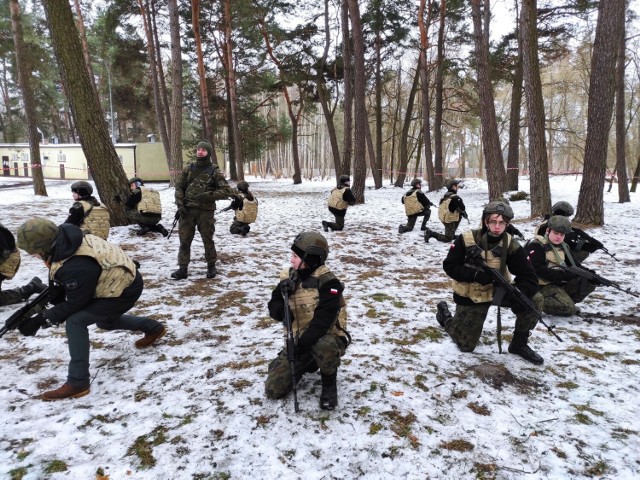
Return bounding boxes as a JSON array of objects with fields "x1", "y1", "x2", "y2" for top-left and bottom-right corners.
[
  {"x1": 547, "y1": 215, "x2": 572, "y2": 234},
  {"x1": 237, "y1": 181, "x2": 249, "y2": 193},
  {"x1": 71, "y1": 180, "x2": 93, "y2": 197},
  {"x1": 483, "y1": 201, "x2": 514, "y2": 221},
  {"x1": 128, "y1": 176, "x2": 144, "y2": 186},
  {"x1": 291, "y1": 231, "x2": 329, "y2": 268},
  {"x1": 551, "y1": 201, "x2": 574, "y2": 217},
  {"x1": 445, "y1": 179, "x2": 461, "y2": 190},
  {"x1": 338, "y1": 175, "x2": 350, "y2": 186},
  {"x1": 410, "y1": 178, "x2": 422, "y2": 188}
]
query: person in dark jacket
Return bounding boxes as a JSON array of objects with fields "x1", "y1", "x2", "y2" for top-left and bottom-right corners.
[
  {"x1": 265, "y1": 232, "x2": 350, "y2": 410},
  {"x1": 322, "y1": 175, "x2": 356, "y2": 232},
  {"x1": 64, "y1": 181, "x2": 110, "y2": 240},
  {"x1": 228, "y1": 180, "x2": 258, "y2": 237},
  {"x1": 125, "y1": 177, "x2": 168, "y2": 237},
  {"x1": 15, "y1": 218, "x2": 167, "y2": 401},
  {"x1": 435, "y1": 201, "x2": 545, "y2": 365},
  {"x1": 0, "y1": 223, "x2": 45, "y2": 306},
  {"x1": 424, "y1": 179, "x2": 467, "y2": 243},
  {"x1": 398, "y1": 178, "x2": 434, "y2": 233}
]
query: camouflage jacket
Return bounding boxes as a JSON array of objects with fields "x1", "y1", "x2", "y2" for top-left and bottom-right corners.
[{"x1": 175, "y1": 159, "x2": 236, "y2": 211}]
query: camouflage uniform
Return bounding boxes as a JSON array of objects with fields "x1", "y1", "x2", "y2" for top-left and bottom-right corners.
[{"x1": 125, "y1": 180, "x2": 167, "y2": 236}]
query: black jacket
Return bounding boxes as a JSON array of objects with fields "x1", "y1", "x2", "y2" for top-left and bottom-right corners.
[{"x1": 526, "y1": 240, "x2": 577, "y2": 284}]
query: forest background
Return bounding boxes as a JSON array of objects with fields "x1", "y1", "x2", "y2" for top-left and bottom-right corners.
[{"x1": 1, "y1": 0, "x2": 639, "y2": 225}]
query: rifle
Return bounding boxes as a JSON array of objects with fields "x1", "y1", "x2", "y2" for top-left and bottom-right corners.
[
  {"x1": 555, "y1": 263, "x2": 640, "y2": 299},
  {"x1": 167, "y1": 215, "x2": 179, "y2": 239},
  {"x1": 460, "y1": 210, "x2": 469, "y2": 224},
  {"x1": 281, "y1": 272, "x2": 300, "y2": 413},
  {"x1": 572, "y1": 227, "x2": 618, "y2": 262},
  {"x1": 0, "y1": 284, "x2": 65, "y2": 338},
  {"x1": 219, "y1": 203, "x2": 234, "y2": 213},
  {"x1": 466, "y1": 249, "x2": 563, "y2": 343}
]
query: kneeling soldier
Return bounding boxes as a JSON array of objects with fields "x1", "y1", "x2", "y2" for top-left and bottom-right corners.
[
  {"x1": 125, "y1": 177, "x2": 168, "y2": 237},
  {"x1": 229, "y1": 180, "x2": 258, "y2": 237}
]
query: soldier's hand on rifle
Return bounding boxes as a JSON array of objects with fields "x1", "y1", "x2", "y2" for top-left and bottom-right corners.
[
  {"x1": 590, "y1": 238, "x2": 604, "y2": 250},
  {"x1": 279, "y1": 278, "x2": 296, "y2": 294},
  {"x1": 174, "y1": 211, "x2": 181, "y2": 221},
  {"x1": 18, "y1": 313, "x2": 47, "y2": 337},
  {"x1": 473, "y1": 269, "x2": 493, "y2": 285},
  {"x1": 461, "y1": 210, "x2": 469, "y2": 220}
]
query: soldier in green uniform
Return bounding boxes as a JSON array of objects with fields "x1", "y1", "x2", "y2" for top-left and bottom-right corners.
[
  {"x1": 125, "y1": 177, "x2": 168, "y2": 237},
  {"x1": 398, "y1": 178, "x2": 434, "y2": 233},
  {"x1": 15, "y1": 218, "x2": 167, "y2": 401},
  {"x1": 1, "y1": 223, "x2": 45, "y2": 306},
  {"x1": 424, "y1": 179, "x2": 467, "y2": 243},
  {"x1": 527, "y1": 215, "x2": 597, "y2": 316},
  {"x1": 64, "y1": 181, "x2": 110, "y2": 240},
  {"x1": 265, "y1": 232, "x2": 350, "y2": 410},
  {"x1": 228, "y1": 180, "x2": 258, "y2": 237},
  {"x1": 435, "y1": 201, "x2": 545, "y2": 365},
  {"x1": 171, "y1": 141, "x2": 238, "y2": 280},
  {"x1": 322, "y1": 175, "x2": 356, "y2": 232}
]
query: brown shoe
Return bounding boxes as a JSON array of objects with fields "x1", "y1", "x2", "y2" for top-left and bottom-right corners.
[
  {"x1": 135, "y1": 326, "x2": 167, "y2": 349},
  {"x1": 42, "y1": 382, "x2": 90, "y2": 401}
]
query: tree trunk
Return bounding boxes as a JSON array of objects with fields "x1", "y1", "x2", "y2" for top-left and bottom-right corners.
[
  {"x1": 433, "y1": 0, "x2": 446, "y2": 191},
  {"x1": 394, "y1": 64, "x2": 421, "y2": 188},
  {"x1": 10, "y1": 0, "x2": 47, "y2": 196},
  {"x1": 520, "y1": 0, "x2": 551, "y2": 217},
  {"x1": 42, "y1": 0, "x2": 130, "y2": 225},
  {"x1": 575, "y1": 0, "x2": 625, "y2": 225},
  {"x1": 223, "y1": 0, "x2": 243, "y2": 180},
  {"x1": 615, "y1": 12, "x2": 630, "y2": 203},
  {"x1": 341, "y1": 0, "x2": 353, "y2": 178},
  {"x1": 167, "y1": 0, "x2": 184, "y2": 183},
  {"x1": 506, "y1": 0, "x2": 522, "y2": 192},
  {"x1": 72, "y1": 0, "x2": 97, "y2": 94},
  {"x1": 470, "y1": 0, "x2": 507, "y2": 200},
  {"x1": 418, "y1": 0, "x2": 435, "y2": 190},
  {"x1": 372, "y1": 19, "x2": 383, "y2": 189},
  {"x1": 192, "y1": 0, "x2": 214, "y2": 151}
]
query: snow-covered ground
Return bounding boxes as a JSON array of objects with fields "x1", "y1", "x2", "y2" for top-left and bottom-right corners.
[{"x1": 0, "y1": 175, "x2": 638, "y2": 479}]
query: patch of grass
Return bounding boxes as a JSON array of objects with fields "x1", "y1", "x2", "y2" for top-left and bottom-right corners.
[
  {"x1": 255, "y1": 415, "x2": 272, "y2": 427},
  {"x1": 356, "y1": 406, "x2": 371, "y2": 417},
  {"x1": 370, "y1": 293, "x2": 394, "y2": 302},
  {"x1": 382, "y1": 409, "x2": 419, "y2": 448},
  {"x1": 584, "y1": 460, "x2": 609, "y2": 476},
  {"x1": 44, "y1": 460, "x2": 67, "y2": 473},
  {"x1": 557, "y1": 381, "x2": 579, "y2": 389},
  {"x1": 451, "y1": 389, "x2": 469, "y2": 400},
  {"x1": 356, "y1": 270, "x2": 383, "y2": 280},
  {"x1": 467, "y1": 402, "x2": 491, "y2": 416},
  {"x1": 230, "y1": 379, "x2": 252, "y2": 391},
  {"x1": 551, "y1": 446, "x2": 567, "y2": 459},
  {"x1": 611, "y1": 427, "x2": 637, "y2": 439},
  {"x1": 9, "y1": 467, "x2": 27, "y2": 480},
  {"x1": 16, "y1": 451, "x2": 29, "y2": 461},
  {"x1": 414, "y1": 374, "x2": 429, "y2": 392},
  {"x1": 574, "y1": 413, "x2": 594, "y2": 425},
  {"x1": 566, "y1": 346, "x2": 606, "y2": 361},
  {"x1": 440, "y1": 439, "x2": 474, "y2": 452},
  {"x1": 215, "y1": 359, "x2": 261, "y2": 373},
  {"x1": 126, "y1": 426, "x2": 168, "y2": 469},
  {"x1": 134, "y1": 389, "x2": 150, "y2": 402},
  {"x1": 620, "y1": 358, "x2": 639, "y2": 365},
  {"x1": 573, "y1": 404, "x2": 604, "y2": 417},
  {"x1": 392, "y1": 300, "x2": 406, "y2": 308},
  {"x1": 474, "y1": 462, "x2": 497, "y2": 479},
  {"x1": 381, "y1": 445, "x2": 401, "y2": 459},
  {"x1": 369, "y1": 423, "x2": 383, "y2": 434},
  {"x1": 254, "y1": 317, "x2": 274, "y2": 329}
]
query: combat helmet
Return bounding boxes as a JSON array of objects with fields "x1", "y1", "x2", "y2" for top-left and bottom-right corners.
[
  {"x1": 482, "y1": 201, "x2": 514, "y2": 222},
  {"x1": 291, "y1": 231, "x2": 329, "y2": 267},
  {"x1": 129, "y1": 176, "x2": 144, "y2": 186},
  {"x1": 237, "y1": 180, "x2": 249, "y2": 193},
  {"x1": 0, "y1": 223, "x2": 16, "y2": 260},
  {"x1": 445, "y1": 179, "x2": 461, "y2": 190},
  {"x1": 338, "y1": 175, "x2": 350, "y2": 186},
  {"x1": 16, "y1": 217, "x2": 59, "y2": 257},
  {"x1": 547, "y1": 215, "x2": 572, "y2": 234},
  {"x1": 71, "y1": 180, "x2": 93, "y2": 197},
  {"x1": 551, "y1": 201, "x2": 574, "y2": 217},
  {"x1": 410, "y1": 178, "x2": 423, "y2": 188}
]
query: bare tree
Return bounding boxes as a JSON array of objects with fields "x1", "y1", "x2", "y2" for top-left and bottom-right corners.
[
  {"x1": 505, "y1": 0, "x2": 522, "y2": 192},
  {"x1": 341, "y1": 0, "x2": 353, "y2": 178},
  {"x1": 167, "y1": 0, "x2": 184, "y2": 180},
  {"x1": 192, "y1": 0, "x2": 214, "y2": 146},
  {"x1": 418, "y1": 0, "x2": 435, "y2": 190},
  {"x1": 615, "y1": 7, "x2": 630, "y2": 203},
  {"x1": 223, "y1": 0, "x2": 243, "y2": 180}
]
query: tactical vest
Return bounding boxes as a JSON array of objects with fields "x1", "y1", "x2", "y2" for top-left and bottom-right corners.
[
  {"x1": 403, "y1": 191, "x2": 424, "y2": 216},
  {"x1": 279, "y1": 265, "x2": 348, "y2": 340},
  {"x1": 49, "y1": 234, "x2": 136, "y2": 298},
  {"x1": 531, "y1": 235, "x2": 567, "y2": 286},
  {"x1": 451, "y1": 230, "x2": 513, "y2": 303},
  {"x1": 328, "y1": 187, "x2": 348, "y2": 210},
  {"x1": 79, "y1": 200, "x2": 110, "y2": 240},
  {"x1": 0, "y1": 250, "x2": 20, "y2": 280},
  {"x1": 236, "y1": 196, "x2": 258, "y2": 224},
  {"x1": 438, "y1": 193, "x2": 460, "y2": 224},
  {"x1": 137, "y1": 187, "x2": 162, "y2": 215}
]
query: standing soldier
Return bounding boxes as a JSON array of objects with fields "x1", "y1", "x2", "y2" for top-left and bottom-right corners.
[
  {"x1": 64, "y1": 181, "x2": 110, "y2": 240},
  {"x1": 528, "y1": 215, "x2": 597, "y2": 316},
  {"x1": 424, "y1": 179, "x2": 467, "y2": 243},
  {"x1": 435, "y1": 201, "x2": 545, "y2": 365},
  {"x1": 398, "y1": 178, "x2": 434, "y2": 234},
  {"x1": 1, "y1": 223, "x2": 45, "y2": 306},
  {"x1": 125, "y1": 177, "x2": 168, "y2": 237},
  {"x1": 265, "y1": 232, "x2": 350, "y2": 410},
  {"x1": 172, "y1": 141, "x2": 238, "y2": 280},
  {"x1": 322, "y1": 175, "x2": 356, "y2": 232},
  {"x1": 15, "y1": 218, "x2": 167, "y2": 400},
  {"x1": 535, "y1": 201, "x2": 604, "y2": 264},
  {"x1": 228, "y1": 180, "x2": 258, "y2": 237}
]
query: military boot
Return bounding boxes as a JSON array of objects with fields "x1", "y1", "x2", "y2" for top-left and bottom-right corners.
[
  {"x1": 241, "y1": 225, "x2": 250, "y2": 237},
  {"x1": 508, "y1": 331, "x2": 544, "y2": 365},
  {"x1": 424, "y1": 229, "x2": 435, "y2": 243},
  {"x1": 436, "y1": 301, "x2": 452, "y2": 328},
  {"x1": 136, "y1": 226, "x2": 151, "y2": 236},
  {"x1": 322, "y1": 221, "x2": 329, "y2": 232},
  {"x1": 206, "y1": 265, "x2": 217, "y2": 279},
  {"x1": 320, "y1": 371, "x2": 338, "y2": 410},
  {"x1": 155, "y1": 224, "x2": 169, "y2": 237},
  {"x1": 398, "y1": 225, "x2": 407, "y2": 234},
  {"x1": 20, "y1": 277, "x2": 46, "y2": 300},
  {"x1": 171, "y1": 267, "x2": 188, "y2": 280}
]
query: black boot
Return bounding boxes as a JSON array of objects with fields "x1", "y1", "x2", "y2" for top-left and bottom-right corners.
[
  {"x1": 398, "y1": 225, "x2": 407, "y2": 234},
  {"x1": 322, "y1": 221, "x2": 329, "y2": 232},
  {"x1": 241, "y1": 225, "x2": 250, "y2": 237},
  {"x1": 206, "y1": 265, "x2": 217, "y2": 279},
  {"x1": 136, "y1": 226, "x2": 151, "y2": 236},
  {"x1": 436, "y1": 301, "x2": 452, "y2": 328},
  {"x1": 170, "y1": 267, "x2": 188, "y2": 280},
  {"x1": 156, "y1": 224, "x2": 169, "y2": 237},
  {"x1": 20, "y1": 277, "x2": 46, "y2": 300},
  {"x1": 424, "y1": 229, "x2": 434, "y2": 243},
  {"x1": 320, "y1": 371, "x2": 338, "y2": 410},
  {"x1": 508, "y1": 331, "x2": 544, "y2": 365}
]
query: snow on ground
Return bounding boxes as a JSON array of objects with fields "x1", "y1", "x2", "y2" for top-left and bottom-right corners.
[{"x1": 0, "y1": 175, "x2": 638, "y2": 479}]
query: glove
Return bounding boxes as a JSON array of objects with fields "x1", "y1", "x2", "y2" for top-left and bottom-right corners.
[
  {"x1": 175, "y1": 207, "x2": 188, "y2": 220},
  {"x1": 511, "y1": 226, "x2": 524, "y2": 239},
  {"x1": 590, "y1": 238, "x2": 604, "y2": 250},
  {"x1": 460, "y1": 210, "x2": 469, "y2": 220},
  {"x1": 174, "y1": 210, "x2": 181, "y2": 220},
  {"x1": 18, "y1": 313, "x2": 47, "y2": 337},
  {"x1": 473, "y1": 269, "x2": 493, "y2": 286},
  {"x1": 279, "y1": 278, "x2": 296, "y2": 294}
]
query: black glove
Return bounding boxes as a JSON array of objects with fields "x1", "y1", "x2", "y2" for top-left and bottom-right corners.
[
  {"x1": 174, "y1": 210, "x2": 181, "y2": 220},
  {"x1": 18, "y1": 313, "x2": 47, "y2": 337},
  {"x1": 511, "y1": 226, "x2": 524, "y2": 239},
  {"x1": 590, "y1": 238, "x2": 604, "y2": 250},
  {"x1": 473, "y1": 269, "x2": 493, "y2": 285},
  {"x1": 460, "y1": 210, "x2": 469, "y2": 220},
  {"x1": 279, "y1": 278, "x2": 295, "y2": 294}
]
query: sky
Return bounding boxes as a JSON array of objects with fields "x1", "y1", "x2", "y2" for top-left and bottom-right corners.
[{"x1": 0, "y1": 175, "x2": 639, "y2": 479}]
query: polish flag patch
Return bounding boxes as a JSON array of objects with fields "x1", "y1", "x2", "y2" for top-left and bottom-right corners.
[{"x1": 330, "y1": 288, "x2": 339, "y2": 295}]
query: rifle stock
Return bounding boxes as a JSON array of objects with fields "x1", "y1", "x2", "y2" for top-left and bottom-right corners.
[{"x1": 0, "y1": 285, "x2": 64, "y2": 338}]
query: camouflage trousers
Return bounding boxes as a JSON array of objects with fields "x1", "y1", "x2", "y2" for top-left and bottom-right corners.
[
  {"x1": 265, "y1": 334, "x2": 346, "y2": 399},
  {"x1": 126, "y1": 209, "x2": 161, "y2": 227},
  {"x1": 177, "y1": 208, "x2": 216, "y2": 268},
  {"x1": 403, "y1": 211, "x2": 430, "y2": 231},
  {"x1": 0, "y1": 286, "x2": 23, "y2": 307},
  {"x1": 430, "y1": 221, "x2": 459, "y2": 242},
  {"x1": 540, "y1": 278, "x2": 596, "y2": 316},
  {"x1": 444, "y1": 292, "x2": 543, "y2": 352}
]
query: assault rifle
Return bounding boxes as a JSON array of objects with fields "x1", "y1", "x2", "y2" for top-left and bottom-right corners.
[
  {"x1": 219, "y1": 204, "x2": 234, "y2": 213},
  {"x1": 572, "y1": 227, "x2": 618, "y2": 262},
  {"x1": 554, "y1": 263, "x2": 640, "y2": 299},
  {"x1": 281, "y1": 271, "x2": 300, "y2": 413},
  {"x1": 460, "y1": 210, "x2": 469, "y2": 223},
  {"x1": 167, "y1": 214, "x2": 179, "y2": 239},
  {"x1": 0, "y1": 284, "x2": 65, "y2": 338},
  {"x1": 466, "y1": 248, "x2": 563, "y2": 343}
]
